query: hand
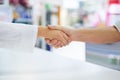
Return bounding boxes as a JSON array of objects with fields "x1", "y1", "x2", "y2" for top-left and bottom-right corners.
[
  {"x1": 46, "y1": 38, "x2": 65, "y2": 48},
  {"x1": 48, "y1": 25, "x2": 74, "y2": 37},
  {"x1": 46, "y1": 26, "x2": 74, "y2": 48},
  {"x1": 46, "y1": 29, "x2": 71, "y2": 48}
]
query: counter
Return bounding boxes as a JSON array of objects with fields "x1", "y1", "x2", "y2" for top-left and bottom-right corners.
[{"x1": 0, "y1": 48, "x2": 120, "y2": 80}]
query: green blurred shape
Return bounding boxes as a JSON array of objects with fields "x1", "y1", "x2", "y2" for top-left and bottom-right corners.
[{"x1": 45, "y1": 3, "x2": 52, "y2": 10}]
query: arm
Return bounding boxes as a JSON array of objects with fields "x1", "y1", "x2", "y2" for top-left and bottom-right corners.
[
  {"x1": 0, "y1": 22, "x2": 70, "y2": 51},
  {"x1": 0, "y1": 22, "x2": 38, "y2": 52},
  {"x1": 37, "y1": 26, "x2": 70, "y2": 46},
  {"x1": 46, "y1": 25, "x2": 120, "y2": 48},
  {"x1": 71, "y1": 26, "x2": 120, "y2": 44}
]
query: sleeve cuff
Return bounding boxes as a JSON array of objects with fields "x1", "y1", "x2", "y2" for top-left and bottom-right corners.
[
  {"x1": 20, "y1": 24, "x2": 38, "y2": 53},
  {"x1": 114, "y1": 21, "x2": 120, "y2": 32}
]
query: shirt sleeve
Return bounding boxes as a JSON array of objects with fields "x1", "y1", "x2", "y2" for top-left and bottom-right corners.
[
  {"x1": 114, "y1": 21, "x2": 120, "y2": 32},
  {"x1": 0, "y1": 22, "x2": 38, "y2": 53}
]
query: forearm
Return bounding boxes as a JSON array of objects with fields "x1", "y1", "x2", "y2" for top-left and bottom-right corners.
[{"x1": 71, "y1": 26, "x2": 120, "y2": 44}]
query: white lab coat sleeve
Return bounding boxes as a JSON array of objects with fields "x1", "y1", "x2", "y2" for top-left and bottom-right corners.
[
  {"x1": 114, "y1": 21, "x2": 120, "y2": 32},
  {"x1": 0, "y1": 22, "x2": 38, "y2": 53}
]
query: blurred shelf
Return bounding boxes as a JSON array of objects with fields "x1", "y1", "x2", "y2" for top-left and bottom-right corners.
[{"x1": 86, "y1": 42, "x2": 120, "y2": 70}]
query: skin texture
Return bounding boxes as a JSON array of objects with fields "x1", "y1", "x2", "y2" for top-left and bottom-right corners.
[
  {"x1": 37, "y1": 26, "x2": 71, "y2": 48},
  {"x1": 45, "y1": 26, "x2": 120, "y2": 48}
]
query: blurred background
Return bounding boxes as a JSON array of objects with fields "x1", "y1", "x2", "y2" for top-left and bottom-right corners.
[{"x1": 0, "y1": 0, "x2": 120, "y2": 72}]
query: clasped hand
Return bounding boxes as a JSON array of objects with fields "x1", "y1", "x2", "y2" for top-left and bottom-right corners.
[{"x1": 45, "y1": 26, "x2": 74, "y2": 48}]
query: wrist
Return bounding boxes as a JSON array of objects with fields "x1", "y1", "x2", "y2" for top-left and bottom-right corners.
[
  {"x1": 71, "y1": 29, "x2": 81, "y2": 41},
  {"x1": 38, "y1": 27, "x2": 49, "y2": 38},
  {"x1": 70, "y1": 29, "x2": 77, "y2": 41}
]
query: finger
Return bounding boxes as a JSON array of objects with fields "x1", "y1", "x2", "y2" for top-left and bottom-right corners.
[
  {"x1": 47, "y1": 39, "x2": 64, "y2": 48},
  {"x1": 62, "y1": 33, "x2": 71, "y2": 45},
  {"x1": 50, "y1": 39, "x2": 58, "y2": 46},
  {"x1": 48, "y1": 25, "x2": 72, "y2": 38},
  {"x1": 59, "y1": 32, "x2": 70, "y2": 45},
  {"x1": 45, "y1": 38, "x2": 58, "y2": 46},
  {"x1": 54, "y1": 41, "x2": 63, "y2": 48},
  {"x1": 45, "y1": 38, "x2": 50, "y2": 43},
  {"x1": 45, "y1": 38, "x2": 52, "y2": 45},
  {"x1": 67, "y1": 37, "x2": 72, "y2": 44},
  {"x1": 48, "y1": 25, "x2": 56, "y2": 30}
]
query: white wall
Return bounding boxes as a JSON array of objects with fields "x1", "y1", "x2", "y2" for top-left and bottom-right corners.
[{"x1": 63, "y1": 0, "x2": 79, "y2": 9}]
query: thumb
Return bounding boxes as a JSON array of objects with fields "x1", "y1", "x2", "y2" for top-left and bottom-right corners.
[
  {"x1": 48, "y1": 25, "x2": 63, "y2": 30},
  {"x1": 48, "y1": 25, "x2": 72, "y2": 37}
]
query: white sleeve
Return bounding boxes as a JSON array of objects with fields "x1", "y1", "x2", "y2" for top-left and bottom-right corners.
[
  {"x1": 0, "y1": 22, "x2": 38, "y2": 53},
  {"x1": 114, "y1": 21, "x2": 120, "y2": 32}
]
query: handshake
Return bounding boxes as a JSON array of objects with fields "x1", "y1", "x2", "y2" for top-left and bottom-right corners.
[
  {"x1": 38, "y1": 25, "x2": 119, "y2": 47},
  {"x1": 38, "y1": 25, "x2": 75, "y2": 48}
]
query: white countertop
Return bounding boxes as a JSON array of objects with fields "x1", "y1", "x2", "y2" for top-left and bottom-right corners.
[{"x1": 0, "y1": 48, "x2": 120, "y2": 80}]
